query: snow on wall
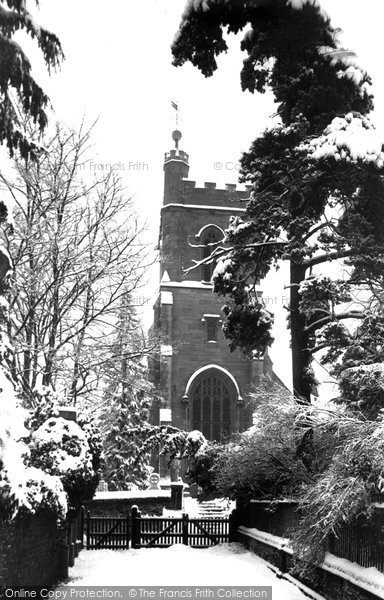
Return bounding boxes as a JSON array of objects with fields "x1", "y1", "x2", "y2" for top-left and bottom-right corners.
[
  {"x1": 94, "y1": 489, "x2": 170, "y2": 500},
  {"x1": 238, "y1": 525, "x2": 292, "y2": 553},
  {"x1": 240, "y1": 525, "x2": 384, "y2": 598},
  {"x1": 323, "y1": 552, "x2": 384, "y2": 600}
]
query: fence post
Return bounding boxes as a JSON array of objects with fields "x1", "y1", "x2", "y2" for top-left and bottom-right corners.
[
  {"x1": 73, "y1": 510, "x2": 79, "y2": 559},
  {"x1": 86, "y1": 511, "x2": 91, "y2": 550},
  {"x1": 67, "y1": 515, "x2": 75, "y2": 567},
  {"x1": 79, "y1": 505, "x2": 85, "y2": 551},
  {"x1": 182, "y1": 513, "x2": 189, "y2": 545},
  {"x1": 279, "y1": 549, "x2": 287, "y2": 573},
  {"x1": 229, "y1": 509, "x2": 239, "y2": 543},
  {"x1": 58, "y1": 542, "x2": 69, "y2": 580},
  {"x1": 126, "y1": 512, "x2": 130, "y2": 548},
  {"x1": 171, "y1": 482, "x2": 184, "y2": 510},
  {"x1": 131, "y1": 505, "x2": 141, "y2": 549}
]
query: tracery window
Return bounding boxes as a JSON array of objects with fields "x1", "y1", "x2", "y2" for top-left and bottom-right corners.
[{"x1": 190, "y1": 370, "x2": 234, "y2": 441}]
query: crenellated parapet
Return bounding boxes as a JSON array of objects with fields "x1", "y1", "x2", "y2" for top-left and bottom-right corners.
[
  {"x1": 164, "y1": 149, "x2": 189, "y2": 164},
  {"x1": 177, "y1": 180, "x2": 252, "y2": 209}
]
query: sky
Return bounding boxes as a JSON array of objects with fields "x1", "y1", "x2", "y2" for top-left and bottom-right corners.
[{"x1": 16, "y1": 0, "x2": 384, "y2": 392}]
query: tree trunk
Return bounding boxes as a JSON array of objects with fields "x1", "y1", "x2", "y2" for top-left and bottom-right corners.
[{"x1": 290, "y1": 260, "x2": 311, "y2": 403}]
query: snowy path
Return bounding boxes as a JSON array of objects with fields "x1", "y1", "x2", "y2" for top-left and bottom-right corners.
[{"x1": 63, "y1": 543, "x2": 310, "y2": 599}]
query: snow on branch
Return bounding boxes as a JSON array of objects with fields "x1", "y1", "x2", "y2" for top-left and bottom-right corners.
[{"x1": 298, "y1": 113, "x2": 384, "y2": 168}]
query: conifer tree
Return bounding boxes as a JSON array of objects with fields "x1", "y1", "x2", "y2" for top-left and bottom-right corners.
[
  {"x1": 101, "y1": 296, "x2": 153, "y2": 490},
  {"x1": 0, "y1": 0, "x2": 63, "y2": 162},
  {"x1": 172, "y1": 0, "x2": 384, "y2": 400}
]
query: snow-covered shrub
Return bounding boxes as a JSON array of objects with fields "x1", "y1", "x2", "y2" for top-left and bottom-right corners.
[
  {"x1": 22, "y1": 466, "x2": 67, "y2": 520},
  {"x1": 128, "y1": 424, "x2": 207, "y2": 474},
  {"x1": 188, "y1": 379, "x2": 341, "y2": 502},
  {"x1": 28, "y1": 415, "x2": 101, "y2": 507},
  {"x1": 292, "y1": 414, "x2": 384, "y2": 567},
  {"x1": 185, "y1": 430, "x2": 206, "y2": 456},
  {"x1": 0, "y1": 369, "x2": 67, "y2": 522},
  {"x1": 186, "y1": 441, "x2": 226, "y2": 500},
  {"x1": 212, "y1": 399, "x2": 310, "y2": 501},
  {"x1": 338, "y1": 363, "x2": 384, "y2": 419},
  {"x1": 28, "y1": 385, "x2": 60, "y2": 429}
]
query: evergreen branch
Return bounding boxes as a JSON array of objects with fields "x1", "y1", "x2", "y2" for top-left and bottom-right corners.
[{"x1": 305, "y1": 310, "x2": 365, "y2": 335}]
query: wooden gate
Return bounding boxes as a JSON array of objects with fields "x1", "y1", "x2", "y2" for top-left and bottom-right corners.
[
  {"x1": 86, "y1": 512, "x2": 130, "y2": 549},
  {"x1": 131, "y1": 506, "x2": 232, "y2": 549}
]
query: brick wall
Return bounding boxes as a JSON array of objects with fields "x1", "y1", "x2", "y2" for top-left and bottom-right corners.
[
  {"x1": 85, "y1": 496, "x2": 171, "y2": 517},
  {"x1": 0, "y1": 511, "x2": 66, "y2": 588},
  {"x1": 85, "y1": 487, "x2": 183, "y2": 517},
  {"x1": 236, "y1": 501, "x2": 383, "y2": 600},
  {"x1": 160, "y1": 204, "x2": 244, "y2": 282},
  {"x1": 168, "y1": 285, "x2": 256, "y2": 430}
]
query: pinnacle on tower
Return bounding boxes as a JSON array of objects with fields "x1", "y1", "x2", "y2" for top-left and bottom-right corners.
[{"x1": 172, "y1": 129, "x2": 182, "y2": 149}]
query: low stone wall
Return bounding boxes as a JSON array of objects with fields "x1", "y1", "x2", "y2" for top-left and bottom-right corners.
[
  {"x1": 237, "y1": 522, "x2": 381, "y2": 600},
  {"x1": 0, "y1": 510, "x2": 67, "y2": 589},
  {"x1": 85, "y1": 485, "x2": 183, "y2": 517}
]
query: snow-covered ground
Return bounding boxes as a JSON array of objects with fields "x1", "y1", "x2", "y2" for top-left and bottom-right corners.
[{"x1": 62, "y1": 543, "x2": 310, "y2": 599}]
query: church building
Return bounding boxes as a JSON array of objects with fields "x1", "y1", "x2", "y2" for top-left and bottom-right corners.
[{"x1": 149, "y1": 130, "x2": 277, "y2": 475}]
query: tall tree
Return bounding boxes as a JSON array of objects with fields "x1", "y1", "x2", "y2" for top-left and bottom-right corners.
[
  {"x1": 172, "y1": 0, "x2": 384, "y2": 400},
  {"x1": 0, "y1": 1, "x2": 63, "y2": 520},
  {"x1": 0, "y1": 2, "x2": 63, "y2": 374},
  {"x1": 100, "y1": 295, "x2": 153, "y2": 490},
  {"x1": 0, "y1": 0, "x2": 63, "y2": 161},
  {"x1": 1, "y1": 123, "x2": 152, "y2": 406}
]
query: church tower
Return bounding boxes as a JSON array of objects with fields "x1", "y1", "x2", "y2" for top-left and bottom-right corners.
[{"x1": 150, "y1": 131, "x2": 274, "y2": 475}]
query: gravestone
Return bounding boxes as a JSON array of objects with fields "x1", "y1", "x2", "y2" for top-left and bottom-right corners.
[
  {"x1": 149, "y1": 472, "x2": 160, "y2": 490},
  {"x1": 97, "y1": 479, "x2": 108, "y2": 492}
]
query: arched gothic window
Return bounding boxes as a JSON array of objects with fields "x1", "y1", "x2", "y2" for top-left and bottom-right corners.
[
  {"x1": 190, "y1": 369, "x2": 235, "y2": 441},
  {"x1": 201, "y1": 227, "x2": 221, "y2": 282}
]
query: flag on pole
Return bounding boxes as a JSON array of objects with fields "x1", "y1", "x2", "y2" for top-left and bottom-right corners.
[{"x1": 171, "y1": 101, "x2": 178, "y2": 111}]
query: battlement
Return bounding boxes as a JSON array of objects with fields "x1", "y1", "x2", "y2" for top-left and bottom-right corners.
[
  {"x1": 163, "y1": 132, "x2": 252, "y2": 208},
  {"x1": 182, "y1": 180, "x2": 252, "y2": 192},
  {"x1": 174, "y1": 179, "x2": 252, "y2": 208},
  {"x1": 164, "y1": 149, "x2": 189, "y2": 164}
]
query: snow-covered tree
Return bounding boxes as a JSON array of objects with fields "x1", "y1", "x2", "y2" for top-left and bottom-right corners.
[
  {"x1": 0, "y1": 0, "x2": 63, "y2": 160},
  {"x1": 100, "y1": 297, "x2": 154, "y2": 490},
  {"x1": 293, "y1": 412, "x2": 384, "y2": 566},
  {"x1": 0, "y1": 373, "x2": 68, "y2": 522},
  {"x1": 0, "y1": 2, "x2": 63, "y2": 522},
  {"x1": 172, "y1": 0, "x2": 384, "y2": 401},
  {"x1": 132, "y1": 426, "x2": 206, "y2": 466},
  {"x1": 26, "y1": 387, "x2": 102, "y2": 507},
  {"x1": 1, "y1": 123, "x2": 152, "y2": 406}
]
